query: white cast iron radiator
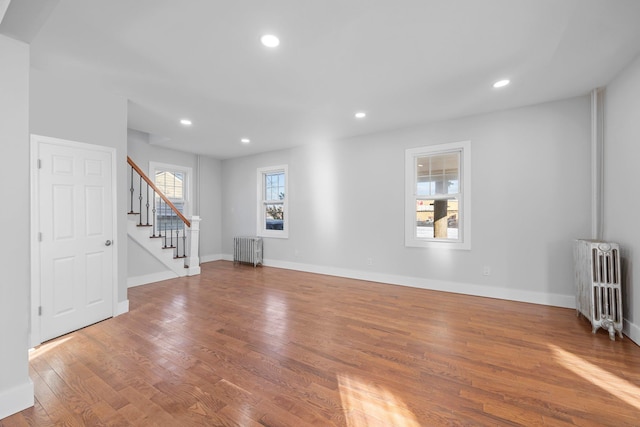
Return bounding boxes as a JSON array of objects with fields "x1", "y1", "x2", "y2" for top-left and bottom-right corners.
[
  {"x1": 573, "y1": 239, "x2": 623, "y2": 340},
  {"x1": 233, "y1": 236, "x2": 263, "y2": 267}
]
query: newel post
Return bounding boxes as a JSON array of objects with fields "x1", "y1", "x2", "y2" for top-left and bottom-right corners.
[{"x1": 186, "y1": 215, "x2": 201, "y2": 276}]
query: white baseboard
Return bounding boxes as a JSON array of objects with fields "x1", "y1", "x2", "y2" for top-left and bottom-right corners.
[
  {"x1": 115, "y1": 299, "x2": 129, "y2": 316},
  {"x1": 624, "y1": 319, "x2": 640, "y2": 346},
  {"x1": 0, "y1": 380, "x2": 33, "y2": 420},
  {"x1": 200, "y1": 253, "x2": 225, "y2": 263},
  {"x1": 127, "y1": 271, "x2": 178, "y2": 288},
  {"x1": 246, "y1": 257, "x2": 576, "y2": 309}
]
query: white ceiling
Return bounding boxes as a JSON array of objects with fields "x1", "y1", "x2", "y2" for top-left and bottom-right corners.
[{"x1": 4, "y1": 0, "x2": 640, "y2": 159}]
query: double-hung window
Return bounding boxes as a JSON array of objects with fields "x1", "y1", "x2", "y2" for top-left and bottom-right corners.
[
  {"x1": 405, "y1": 141, "x2": 470, "y2": 249},
  {"x1": 150, "y1": 162, "x2": 191, "y2": 233},
  {"x1": 257, "y1": 165, "x2": 288, "y2": 238}
]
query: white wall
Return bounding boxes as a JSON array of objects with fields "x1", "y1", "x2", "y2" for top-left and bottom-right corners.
[
  {"x1": 30, "y1": 69, "x2": 129, "y2": 312},
  {"x1": 222, "y1": 96, "x2": 591, "y2": 307},
  {"x1": 603, "y1": 54, "x2": 640, "y2": 343},
  {"x1": 127, "y1": 129, "x2": 222, "y2": 285},
  {"x1": 198, "y1": 154, "x2": 223, "y2": 262},
  {"x1": 0, "y1": 34, "x2": 33, "y2": 419}
]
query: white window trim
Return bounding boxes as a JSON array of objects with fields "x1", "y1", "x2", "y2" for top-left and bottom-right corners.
[
  {"x1": 405, "y1": 141, "x2": 471, "y2": 250},
  {"x1": 257, "y1": 165, "x2": 289, "y2": 239},
  {"x1": 149, "y1": 161, "x2": 193, "y2": 217}
]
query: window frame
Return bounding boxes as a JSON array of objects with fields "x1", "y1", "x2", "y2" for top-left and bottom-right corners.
[
  {"x1": 405, "y1": 141, "x2": 471, "y2": 250},
  {"x1": 149, "y1": 161, "x2": 192, "y2": 229},
  {"x1": 257, "y1": 164, "x2": 289, "y2": 239}
]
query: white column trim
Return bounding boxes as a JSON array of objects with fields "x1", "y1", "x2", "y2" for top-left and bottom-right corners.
[{"x1": 186, "y1": 215, "x2": 201, "y2": 276}]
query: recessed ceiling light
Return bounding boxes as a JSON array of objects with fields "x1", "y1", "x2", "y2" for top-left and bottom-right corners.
[
  {"x1": 241, "y1": 138, "x2": 250, "y2": 144},
  {"x1": 493, "y1": 79, "x2": 510, "y2": 88},
  {"x1": 260, "y1": 34, "x2": 280, "y2": 48},
  {"x1": 180, "y1": 119, "x2": 192, "y2": 126},
  {"x1": 355, "y1": 112, "x2": 366, "y2": 119}
]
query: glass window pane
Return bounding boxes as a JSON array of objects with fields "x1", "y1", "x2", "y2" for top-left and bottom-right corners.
[
  {"x1": 265, "y1": 203, "x2": 284, "y2": 230},
  {"x1": 155, "y1": 200, "x2": 185, "y2": 231},
  {"x1": 416, "y1": 152, "x2": 460, "y2": 196},
  {"x1": 415, "y1": 198, "x2": 459, "y2": 240},
  {"x1": 265, "y1": 172, "x2": 285, "y2": 200},
  {"x1": 155, "y1": 170, "x2": 184, "y2": 200}
]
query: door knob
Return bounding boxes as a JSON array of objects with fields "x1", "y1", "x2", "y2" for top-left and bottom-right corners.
[{"x1": 105, "y1": 240, "x2": 112, "y2": 246}]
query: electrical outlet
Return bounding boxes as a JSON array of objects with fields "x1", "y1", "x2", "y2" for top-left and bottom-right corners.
[
  {"x1": 482, "y1": 266, "x2": 491, "y2": 276},
  {"x1": 366, "y1": 257, "x2": 373, "y2": 266}
]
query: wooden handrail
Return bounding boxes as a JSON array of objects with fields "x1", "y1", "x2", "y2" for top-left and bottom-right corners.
[{"x1": 127, "y1": 156, "x2": 191, "y2": 228}]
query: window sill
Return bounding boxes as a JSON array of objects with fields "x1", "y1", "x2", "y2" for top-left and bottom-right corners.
[
  {"x1": 258, "y1": 230, "x2": 289, "y2": 239},
  {"x1": 405, "y1": 239, "x2": 470, "y2": 250}
]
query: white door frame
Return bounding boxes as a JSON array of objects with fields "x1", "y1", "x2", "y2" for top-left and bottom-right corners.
[{"x1": 30, "y1": 134, "x2": 119, "y2": 347}]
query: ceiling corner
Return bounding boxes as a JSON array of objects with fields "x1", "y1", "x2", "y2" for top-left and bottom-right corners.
[
  {"x1": 0, "y1": 0, "x2": 10, "y2": 25},
  {"x1": 0, "y1": 0, "x2": 59, "y2": 43}
]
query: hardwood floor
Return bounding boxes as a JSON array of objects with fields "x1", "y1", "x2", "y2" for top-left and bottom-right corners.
[{"x1": 3, "y1": 260, "x2": 640, "y2": 426}]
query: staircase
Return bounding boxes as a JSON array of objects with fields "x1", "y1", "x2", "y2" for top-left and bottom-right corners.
[{"x1": 127, "y1": 157, "x2": 201, "y2": 277}]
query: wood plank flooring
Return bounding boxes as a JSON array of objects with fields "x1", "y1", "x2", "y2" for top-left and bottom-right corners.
[{"x1": 3, "y1": 260, "x2": 640, "y2": 426}]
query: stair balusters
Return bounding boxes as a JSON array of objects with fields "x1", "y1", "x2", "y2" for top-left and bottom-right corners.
[
  {"x1": 137, "y1": 176, "x2": 143, "y2": 226},
  {"x1": 128, "y1": 166, "x2": 135, "y2": 214},
  {"x1": 145, "y1": 183, "x2": 150, "y2": 226},
  {"x1": 151, "y1": 199, "x2": 158, "y2": 237}
]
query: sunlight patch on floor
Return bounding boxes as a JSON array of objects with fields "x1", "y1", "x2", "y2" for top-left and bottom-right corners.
[
  {"x1": 260, "y1": 292, "x2": 289, "y2": 351},
  {"x1": 549, "y1": 344, "x2": 640, "y2": 411},
  {"x1": 337, "y1": 373, "x2": 420, "y2": 427},
  {"x1": 29, "y1": 336, "x2": 74, "y2": 360}
]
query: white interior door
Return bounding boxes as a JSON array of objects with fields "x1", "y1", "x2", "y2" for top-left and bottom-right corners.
[{"x1": 35, "y1": 136, "x2": 115, "y2": 343}]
